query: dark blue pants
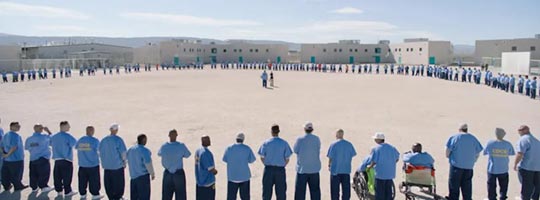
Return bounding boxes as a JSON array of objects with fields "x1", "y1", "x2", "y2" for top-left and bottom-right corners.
[
  {"x1": 130, "y1": 174, "x2": 151, "y2": 200},
  {"x1": 262, "y1": 166, "x2": 286, "y2": 200},
  {"x1": 295, "y1": 173, "x2": 320, "y2": 200},
  {"x1": 519, "y1": 169, "x2": 540, "y2": 200},
  {"x1": 29, "y1": 157, "x2": 50, "y2": 190},
  {"x1": 104, "y1": 168, "x2": 125, "y2": 200},
  {"x1": 227, "y1": 181, "x2": 250, "y2": 200},
  {"x1": 262, "y1": 80, "x2": 267, "y2": 87},
  {"x1": 487, "y1": 173, "x2": 509, "y2": 200},
  {"x1": 375, "y1": 179, "x2": 394, "y2": 200},
  {"x1": 53, "y1": 160, "x2": 73, "y2": 194},
  {"x1": 163, "y1": 169, "x2": 187, "y2": 200},
  {"x1": 330, "y1": 174, "x2": 351, "y2": 200},
  {"x1": 448, "y1": 166, "x2": 473, "y2": 200},
  {"x1": 79, "y1": 166, "x2": 101, "y2": 196},
  {"x1": 196, "y1": 184, "x2": 216, "y2": 200},
  {"x1": 1, "y1": 160, "x2": 25, "y2": 190}
]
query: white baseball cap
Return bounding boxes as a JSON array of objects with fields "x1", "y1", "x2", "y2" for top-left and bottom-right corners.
[
  {"x1": 372, "y1": 132, "x2": 385, "y2": 140},
  {"x1": 304, "y1": 122, "x2": 313, "y2": 130},
  {"x1": 110, "y1": 123, "x2": 119, "y2": 130}
]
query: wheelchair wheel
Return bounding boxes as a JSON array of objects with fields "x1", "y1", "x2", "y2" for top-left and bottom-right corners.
[{"x1": 352, "y1": 172, "x2": 370, "y2": 200}]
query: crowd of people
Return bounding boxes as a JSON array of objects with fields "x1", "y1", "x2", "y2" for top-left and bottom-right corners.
[
  {"x1": 2, "y1": 62, "x2": 538, "y2": 101},
  {"x1": 0, "y1": 118, "x2": 539, "y2": 200}
]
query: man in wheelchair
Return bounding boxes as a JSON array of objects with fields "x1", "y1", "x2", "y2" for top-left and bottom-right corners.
[{"x1": 403, "y1": 143, "x2": 435, "y2": 169}]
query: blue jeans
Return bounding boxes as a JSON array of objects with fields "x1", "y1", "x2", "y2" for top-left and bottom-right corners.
[
  {"x1": 196, "y1": 184, "x2": 215, "y2": 200},
  {"x1": 262, "y1": 166, "x2": 286, "y2": 200},
  {"x1": 519, "y1": 168, "x2": 540, "y2": 200},
  {"x1": 227, "y1": 180, "x2": 250, "y2": 200},
  {"x1": 53, "y1": 160, "x2": 73, "y2": 194},
  {"x1": 104, "y1": 168, "x2": 125, "y2": 200},
  {"x1": 448, "y1": 166, "x2": 473, "y2": 200},
  {"x1": 29, "y1": 157, "x2": 50, "y2": 190},
  {"x1": 130, "y1": 174, "x2": 151, "y2": 200},
  {"x1": 163, "y1": 169, "x2": 187, "y2": 200},
  {"x1": 375, "y1": 179, "x2": 394, "y2": 200},
  {"x1": 295, "y1": 173, "x2": 320, "y2": 200},
  {"x1": 487, "y1": 173, "x2": 509, "y2": 200},
  {"x1": 330, "y1": 174, "x2": 351, "y2": 200}
]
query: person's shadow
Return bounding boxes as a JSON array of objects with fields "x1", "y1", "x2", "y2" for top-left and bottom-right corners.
[{"x1": 0, "y1": 190, "x2": 22, "y2": 200}]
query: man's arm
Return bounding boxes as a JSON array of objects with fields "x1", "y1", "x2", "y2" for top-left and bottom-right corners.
[
  {"x1": 3, "y1": 146, "x2": 17, "y2": 158},
  {"x1": 43, "y1": 127, "x2": 52, "y2": 135},
  {"x1": 514, "y1": 152, "x2": 524, "y2": 171},
  {"x1": 445, "y1": 148, "x2": 451, "y2": 158}
]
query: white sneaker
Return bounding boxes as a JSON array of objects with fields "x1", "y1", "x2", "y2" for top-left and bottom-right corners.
[
  {"x1": 91, "y1": 195, "x2": 104, "y2": 199},
  {"x1": 32, "y1": 188, "x2": 39, "y2": 192},
  {"x1": 65, "y1": 190, "x2": 78, "y2": 197},
  {"x1": 80, "y1": 194, "x2": 87, "y2": 199},
  {"x1": 41, "y1": 187, "x2": 54, "y2": 193}
]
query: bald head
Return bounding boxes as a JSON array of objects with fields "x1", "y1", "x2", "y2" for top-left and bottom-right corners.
[
  {"x1": 412, "y1": 143, "x2": 422, "y2": 153},
  {"x1": 201, "y1": 135, "x2": 211, "y2": 147},
  {"x1": 34, "y1": 124, "x2": 44, "y2": 133},
  {"x1": 335, "y1": 129, "x2": 344, "y2": 139}
]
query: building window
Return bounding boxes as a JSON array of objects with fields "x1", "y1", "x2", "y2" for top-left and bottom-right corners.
[
  {"x1": 184, "y1": 48, "x2": 186, "y2": 52},
  {"x1": 223, "y1": 49, "x2": 227, "y2": 53},
  {"x1": 531, "y1": 46, "x2": 536, "y2": 51},
  {"x1": 91, "y1": 48, "x2": 94, "y2": 51},
  {"x1": 406, "y1": 48, "x2": 409, "y2": 52},
  {"x1": 355, "y1": 49, "x2": 358, "y2": 52},
  {"x1": 266, "y1": 49, "x2": 269, "y2": 53},
  {"x1": 388, "y1": 49, "x2": 391, "y2": 52},
  {"x1": 364, "y1": 49, "x2": 368, "y2": 52},
  {"x1": 255, "y1": 49, "x2": 259, "y2": 52},
  {"x1": 395, "y1": 48, "x2": 397, "y2": 52},
  {"x1": 512, "y1": 46, "x2": 517, "y2": 51},
  {"x1": 323, "y1": 49, "x2": 327, "y2": 52},
  {"x1": 399, "y1": 48, "x2": 401, "y2": 52},
  {"x1": 250, "y1": 49, "x2": 253, "y2": 52},
  {"x1": 349, "y1": 49, "x2": 353, "y2": 52},
  {"x1": 334, "y1": 49, "x2": 337, "y2": 52},
  {"x1": 375, "y1": 48, "x2": 381, "y2": 53},
  {"x1": 411, "y1": 48, "x2": 414, "y2": 52},
  {"x1": 339, "y1": 49, "x2": 342, "y2": 52},
  {"x1": 239, "y1": 49, "x2": 242, "y2": 53},
  {"x1": 419, "y1": 48, "x2": 422, "y2": 52},
  {"x1": 234, "y1": 49, "x2": 237, "y2": 53}
]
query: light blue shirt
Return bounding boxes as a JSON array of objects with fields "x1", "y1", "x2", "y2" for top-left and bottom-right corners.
[
  {"x1": 402, "y1": 152, "x2": 434, "y2": 168},
  {"x1": 195, "y1": 147, "x2": 215, "y2": 186},
  {"x1": 2, "y1": 131, "x2": 24, "y2": 161},
  {"x1": 99, "y1": 135, "x2": 127, "y2": 170},
  {"x1": 158, "y1": 141, "x2": 191, "y2": 173},
  {"x1": 24, "y1": 132, "x2": 51, "y2": 161},
  {"x1": 516, "y1": 134, "x2": 540, "y2": 171},
  {"x1": 370, "y1": 143, "x2": 399, "y2": 180},
  {"x1": 258, "y1": 137, "x2": 293, "y2": 167},
  {"x1": 294, "y1": 133, "x2": 321, "y2": 174},
  {"x1": 446, "y1": 133, "x2": 483, "y2": 169},
  {"x1": 222, "y1": 143, "x2": 256, "y2": 182},
  {"x1": 51, "y1": 132, "x2": 77, "y2": 161},
  {"x1": 127, "y1": 144, "x2": 152, "y2": 179},
  {"x1": 76, "y1": 136, "x2": 100, "y2": 167},
  {"x1": 327, "y1": 139, "x2": 357, "y2": 175},
  {"x1": 483, "y1": 140, "x2": 515, "y2": 174},
  {"x1": 357, "y1": 156, "x2": 372, "y2": 172}
]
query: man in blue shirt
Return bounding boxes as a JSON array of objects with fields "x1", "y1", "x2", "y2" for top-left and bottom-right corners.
[
  {"x1": 0, "y1": 118, "x2": 4, "y2": 185},
  {"x1": 159, "y1": 129, "x2": 191, "y2": 200},
  {"x1": 483, "y1": 128, "x2": 515, "y2": 200},
  {"x1": 367, "y1": 132, "x2": 399, "y2": 200},
  {"x1": 127, "y1": 134, "x2": 155, "y2": 200},
  {"x1": 1, "y1": 122, "x2": 28, "y2": 191},
  {"x1": 24, "y1": 124, "x2": 54, "y2": 193},
  {"x1": 514, "y1": 125, "x2": 540, "y2": 200},
  {"x1": 99, "y1": 123, "x2": 128, "y2": 200},
  {"x1": 445, "y1": 123, "x2": 483, "y2": 200},
  {"x1": 293, "y1": 122, "x2": 321, "y2": 200},
  {"x1": 195, "y1": 135, "x2": 218, "y2": 200},
  {"x1": 530, "y1": 77, "x2": 537, "y2": 99},
  {"x1": 525, "y1": 76, "x2": 531, "y2": 97},
  {"x1": 518, "y1": 75, "x2": 525, "y2": 94},
  {"x1": 258, "y1": 124, "x2": 292, "y2": 200},
  {"x1": 76, "y1": 126, "x2": 104, "y2": 199},
  {"x1": 51, "y1": 121, "x2": 77, "y2": 196},
  {"x1": 402, "y1": 143, "x2": 434, "y2": 168},
  {"x1": 223, "y1": 133, "x2": 256, "y2": 200},
  {"x1": 327, "y1": 129, "x2": 357, "y2": 200},
  {"x1": 261, "y1": 70, "x2": 268, "y2": 88}
]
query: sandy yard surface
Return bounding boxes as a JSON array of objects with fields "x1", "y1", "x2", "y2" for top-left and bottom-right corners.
[{"x1": 0, "y1": 68, "x2": 539, "y2": 200}]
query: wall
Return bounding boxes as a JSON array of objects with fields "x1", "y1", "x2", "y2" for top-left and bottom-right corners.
[
  {"x1": 0, "y1": 45, "x2": 22, "y2": 72},
  {"x1": 300, "y1": 43, "x2": 391, "y2": 64},
  {"x1": 475, "y1": 38, "x2": 540, "y2": 64}
]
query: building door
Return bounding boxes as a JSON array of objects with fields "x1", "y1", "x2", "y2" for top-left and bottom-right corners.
[
  {"x1": 276, "y1": 56, "x2": 281, "y2": 63},
  {"x1": 174, "y1": 56, "x2": 179, "y2": 66},
  {"x1": 349, "y1": 56, "x2": 354, "y2": 64},
  {"x1": 310, "y1": 56, "x2": 316, "y2": 63},
  {"x1": 196, "y1": 56, "x2": 200, "y2": 63},
  {"x1": 429, "y1": 56, "x2": 436, "y2": 64},
  {"x1": 398, "y1": 56, "x2": 402, "y2": 64},
  {"x1": 373, "y1": 56, "x2": 381, "y2": 63},
  {"x1": 210, "y1": 56, "x2": 217, "y2": 63},
  {"x1": 239, "y1": 56, "x2": 243, "y2": 63}
]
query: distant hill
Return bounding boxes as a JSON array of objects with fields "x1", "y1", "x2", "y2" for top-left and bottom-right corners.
[{"x1": 453, "y1": 44, "x2": 475, "y2": 56}]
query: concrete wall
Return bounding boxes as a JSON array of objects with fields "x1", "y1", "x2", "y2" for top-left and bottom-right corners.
[
  {"x1": 428, "y1": 41, "x2": 453, "y2": 65},
  {"x1": 300, "y1": 43, "x2": 391, "y2": 64},
  {"x1": 22, "y1": 44, "x2": 134, "y2": 66},
  {"x1": 475, "y1": 38, "x2": 540, "y2": 64},
  {"x1": 133, "y1": 44, "x2": 160, "y2": 64},
  {"x1": 389, "y1": 42, "x2": 429, "y2": 65},
  {"x1": 0, "y1": 45, "x2": 22, "y2": 72}
]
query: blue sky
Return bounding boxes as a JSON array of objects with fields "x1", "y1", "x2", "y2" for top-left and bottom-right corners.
[{"x1": 0, "y1": 0, "x2": 538, "y2": 44}]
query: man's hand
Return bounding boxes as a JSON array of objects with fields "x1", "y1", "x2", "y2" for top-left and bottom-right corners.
[
  {"x1": 514, "y1": 165, "x2": 518, "y2": 171},
  {"x1": 151, "y1": 174, "x2": 155, "y2": 180}
]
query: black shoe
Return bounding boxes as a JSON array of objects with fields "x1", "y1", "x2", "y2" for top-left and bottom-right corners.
[{"x1": 14, "y1": 185, "x2": 29, "y2": 191}]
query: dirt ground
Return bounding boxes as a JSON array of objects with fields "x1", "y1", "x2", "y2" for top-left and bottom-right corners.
[{"x1": 0, "y1": 68, "x2": 539, "y2": 200}]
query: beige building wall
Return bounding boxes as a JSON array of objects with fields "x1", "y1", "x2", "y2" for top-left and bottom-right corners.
[
  {"x1": 389, "y1": 41, "x2": 453, "y2": 65},
  {"x1": 300, "y1": 43, "x2": 391, "y2": 64},
  {"x1": 133, "y1": 44, "x2": 160, "y2": 64},
  {"x1": 475, "y1": 38, "x2": 540, "y2": 64},
  {"x1": 0, "y1": 45, "x2": 22, "y2": 72}
]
